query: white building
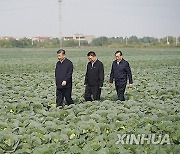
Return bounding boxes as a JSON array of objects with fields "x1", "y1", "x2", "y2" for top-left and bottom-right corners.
[{"x1": 64, "y1": 34, "x2": 94, "y2": 44}]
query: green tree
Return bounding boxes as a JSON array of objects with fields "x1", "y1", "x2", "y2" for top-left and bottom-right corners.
[
  {"x1": 139, "y1": 37, "x2": 158, "y2": 45},
  {"x1": 91, "y1": 36, "x2": 110, "y2": 46},
  {"x1": 160, "y1": 36, "x2": 175, "y2": 45},
  {"x1": 19, "y1": 37, "x2": 32, "y2": 47},
  {"x1": 63, "y1": 40, "x2": 79, "y2": 47},
  {"x1": 128, "y1": 36, "x2": 139, "y2": 44},
  {"x1": 9, "y1": 38, "x2": 22, "y2": 47}
]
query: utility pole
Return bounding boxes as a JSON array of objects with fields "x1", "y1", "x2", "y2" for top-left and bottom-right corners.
[
  {"x1": 58, "y1": 0, "x2": 63, "y2": 48},
  {"x1": 125, "y1": 36, "x2": 128, "y2": 45},
  {"x1": 31, "y1": 38, "x2": 33, "y2": 46},
  {"x1": 101, "y1": 36, "x2": 103, "y2": 46},
  {"x1": 176, "y1": 37, "x2": 178, "y2": 46},
  {"x1": 78, "y1": 34, "x2": 81, "y2": 47},
  {"x1": 166, "y1": 36, "x2": 169, "y2": 45}
]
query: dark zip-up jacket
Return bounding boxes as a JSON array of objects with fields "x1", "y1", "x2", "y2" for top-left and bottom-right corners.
[
  {"x1": 84, "y1": 59, "x2": 104, "y2": 87},
  {"x1": 55, "y1": 58, "x2": 73, "y2": 89},
  {"x1": 110, "y1": 59, "x2": 133, "y2": 86}
]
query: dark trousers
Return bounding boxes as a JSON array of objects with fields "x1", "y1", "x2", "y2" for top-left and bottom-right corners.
[
  {"x1": 56, "y1": 87, "x2": 74, "y2": 107},
  {"x1": 84, "y1": 85, "x2": 101, "y2": 101},
  {"x1": 115, "y1": 84, "x2": 126, "y2": 101}
]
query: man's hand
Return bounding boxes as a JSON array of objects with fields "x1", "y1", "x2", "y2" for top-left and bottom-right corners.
[
  {"x1": 129, "y1": 84, "x2": 133, "y2": 88},
  {"x1": 61, "y1": 81, "x2": 67, "y2": 86},
  {"x1": 109, "y1": 83, "x2": 113, "y2": 88}
]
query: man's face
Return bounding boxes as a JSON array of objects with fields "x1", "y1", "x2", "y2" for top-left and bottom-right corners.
[
  {"x1": 115, "y1": 53, "x2": 122, "y2": 62},
  {"x1": 88, "y1": 55, "x2": 96, "y2": 62},
  {"x1": 57, "y1": 52, "x2": 65, "y2": 61}
]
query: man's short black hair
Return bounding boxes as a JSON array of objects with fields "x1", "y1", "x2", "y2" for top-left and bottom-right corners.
[
  {"x1": 57, "y1": 49, "x2": 65, "y2": 55},
  {"x1": 115, "y1": 50, "x2": 123, "y2": 56},
  {"x1": 87, "y1": 51, "x2": 96, "y2": 57}
]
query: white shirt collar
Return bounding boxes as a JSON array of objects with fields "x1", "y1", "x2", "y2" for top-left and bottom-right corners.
[
  {"x1": 60, "y1": 58, "x2": 66, "y2": 63},
  {"x1": 91, "y1": 59, "x2": 97, "y2": 67}
]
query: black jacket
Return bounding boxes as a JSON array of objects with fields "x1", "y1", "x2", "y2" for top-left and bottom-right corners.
[
  {"x1": 84, "y1": 59, "x2": 104, "y2": 87},
  {"x1": 110, "y1": 59, "x2": 133, "y2": 86},
  {"x1": 55, "y1": 58, "x2": 73, "y2": 89}
]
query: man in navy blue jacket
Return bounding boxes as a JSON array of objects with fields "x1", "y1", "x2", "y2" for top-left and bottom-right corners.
[
  {"x1": 55, "y1": 49, "x2": 74, "y2": 108},
  {"x1": 84, "y1": 51, "x2": 104, "y2": 101},
  {"x1": 109, "y1": 50, "x2": 133, "y2": 101}
]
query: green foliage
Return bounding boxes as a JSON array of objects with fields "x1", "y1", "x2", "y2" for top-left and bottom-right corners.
[
  {"x1": 0, "y1": 47, "x2": 179, "y2": 153},
  {"x1": 91, "y1": 37, "x2": 109, "y2": 46},
  {"x1": 1, "y1": 36, "x2": 179, "y2": 48}
]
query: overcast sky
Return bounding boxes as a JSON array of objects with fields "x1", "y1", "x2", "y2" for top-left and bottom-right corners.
[{"x1": 0, "y1": 0, "x2": 180, "y2": 38}]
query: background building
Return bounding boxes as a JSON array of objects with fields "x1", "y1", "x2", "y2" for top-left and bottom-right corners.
[{"x1": 64, "y1": 34, "x2": 94, "y2": 44}]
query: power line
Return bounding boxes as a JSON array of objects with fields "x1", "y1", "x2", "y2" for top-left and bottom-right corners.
[
  {"x1": 0, "y1": 4, "x2": 57, "y2": 11},
  {"x1": 1, "y1": 1, "x2": 179, "y2": 11},
  {"x1": 58, "y1": 0, "x2": 63, "y2": 48}
]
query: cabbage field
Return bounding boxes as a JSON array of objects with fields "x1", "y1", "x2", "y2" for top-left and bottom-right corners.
[{"x1": 0, "y1": 47, "x2": 180, "y2": 154}]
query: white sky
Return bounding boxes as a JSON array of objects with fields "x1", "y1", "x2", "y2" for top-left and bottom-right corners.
[{"x1": 0, "y1": 0, "x2": 180, "y2": 38}]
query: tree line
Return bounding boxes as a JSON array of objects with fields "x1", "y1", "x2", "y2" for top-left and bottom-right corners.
[{"x1": 0, "y1": 36, "x2": 179, "y2": 48}]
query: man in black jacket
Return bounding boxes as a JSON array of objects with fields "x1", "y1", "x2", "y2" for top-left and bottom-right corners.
[
  {"x1": 84, "y1": 51, "x2": 104, "y2": 101},
  {"x1": 109, "y1": 50, "x2": 133, "y2": 101},
  {"x1": 55, "y1": 49, "x2": 74, "y2": 108}
]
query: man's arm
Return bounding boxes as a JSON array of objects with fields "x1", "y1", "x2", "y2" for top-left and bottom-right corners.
[
  {"x1": 125, "y1": 62, "x2": 133, "y2": 85},
  {"x1": 64, "y1": 61, "x2": 73, "y2": 82},
  {"x1": 109, "y1": 63, "x2": 114, "y2": 84},
  {"x1": 55, "y1": 63, "x2": 58, "y2": 87},
  {"x1": 99, "y1": 62, "x2": 104, "y2": 87},
  {"x1": 84, "y1": 64, "x2": 88, "y2": 85},
  {"x1": 55, "y1": 63, "x2": 57, "y2": 78}
]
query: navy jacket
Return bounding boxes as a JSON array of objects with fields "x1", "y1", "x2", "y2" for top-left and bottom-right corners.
[
  {"x1": 110, "y1": 59, "x2": 133, "y2": 86},
  {"x1": 84, "y1": 59, "x2": 104, "y2": 87},
  {"x1": 55, "y1": 58, "x2": 73, "y2": 89}
]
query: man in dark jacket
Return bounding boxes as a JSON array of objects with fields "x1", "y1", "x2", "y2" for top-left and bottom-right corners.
[
  {"x1": 55, "y1": 49, "x2": 74, "y2": 108},
  {"x1": 84, "y1": 51, "x2": 104, "y2": 101},
  {"x1": 109, "y1": 50, "x2": 133, "y2": 101}
]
